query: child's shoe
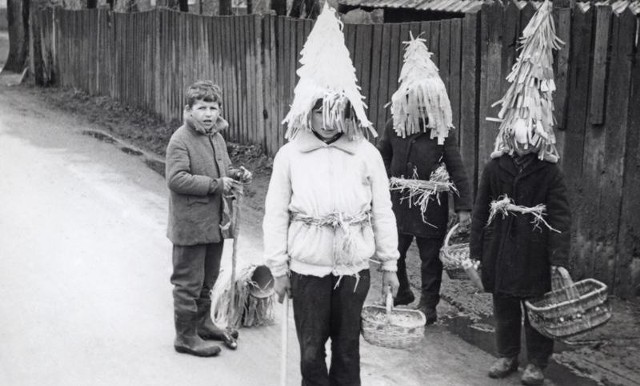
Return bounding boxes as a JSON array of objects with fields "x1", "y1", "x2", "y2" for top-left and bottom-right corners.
[
  {"x1": 393, "y1": 289, "x2": 415, "y2": 306},
  {"x1": 488, "y1": 357, "x2": 518, "y2": 378},
  {"x1": 521, "y1": 364, "x2": 544, "y2": 385}
]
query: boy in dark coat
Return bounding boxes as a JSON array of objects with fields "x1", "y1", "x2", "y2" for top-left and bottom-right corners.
[
  {"x1": 377, "y1": 34, "x2": 472, "y2": 324},
  {"x1": 166, "y1": 81, "x2": 251, "y2": 357},
  {"x1": 471, "y1": 2, "x2": 571, "y2": 384}
]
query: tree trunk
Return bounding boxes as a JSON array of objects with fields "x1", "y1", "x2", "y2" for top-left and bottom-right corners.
[
  {"x1": 219, "y1": 0, "x2": 232, "y2": 15},
  {"x1": 270, "y1": 0, "x2": 286, "y2": 15},
  {"x1": 3, "y1": 0, "x2": 30, "y2": 74}
]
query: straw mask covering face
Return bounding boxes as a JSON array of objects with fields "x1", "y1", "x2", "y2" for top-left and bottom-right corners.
[
  {"x1": 389, "y1": 33, "x2": 454, "y2": 145},
  {"x1": 282, "y1": 3, "x2": 375, "y2": 141}
]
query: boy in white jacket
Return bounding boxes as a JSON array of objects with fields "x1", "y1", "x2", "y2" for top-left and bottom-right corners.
[{"x1": 263, "y1": 5, "x2": 399, "y2": 385}]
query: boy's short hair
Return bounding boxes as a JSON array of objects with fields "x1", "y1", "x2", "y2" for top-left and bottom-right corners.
[{"x1": 185, "y1": 80, "x2": 223, "y2": 108}]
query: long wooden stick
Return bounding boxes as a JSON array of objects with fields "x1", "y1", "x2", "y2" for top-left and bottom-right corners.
[
  {"x1": 229, "y1": 193, "x2": 241, "y2": 327},
  {"x1": 280, "y1": 297, "x2": 288, "y2": 386}
]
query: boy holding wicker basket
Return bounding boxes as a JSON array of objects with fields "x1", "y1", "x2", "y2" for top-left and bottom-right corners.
[
  {"x1": 263, "y1": 5, "x2": 399, "y2": 385},
  {"x1": 469, "y1": 2, "x2": 572, "y2": 384},
  {"x1": 377, "y1": 34, "x2": 473, "y2": 325}
]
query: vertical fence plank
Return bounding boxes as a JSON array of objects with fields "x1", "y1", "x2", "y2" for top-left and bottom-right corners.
[
  {"x1": 387, "y1": 24, "x2": 402, "y2": 127},
  {"x1": 553, "y1": 2, "x2": 572, "y2": 133},
  {"x1": 565, "y1": 6, "x2": 594, "y2": 279},
  {"x1": 589, "y1": 5, "x2": 612, "y2": 125},
  {"x1": 355, "y1": 24, "x2": 372, "y2": 132},
  {"x1": 502, "y1": 1, "x2": 520, "y2": 97},
  {"x1": 597, "y1": 11, "x2": 636, "y2": 293},
  {"x1": 616, "y1": 15, "x2": 640, "y2": 298},
  {"x1": 460, "y1": 12, "x2": 479, "y2": 192},
  {"x1": 439, "y1": 19, "x2": 451, "y2": 93},
  {"x1": 277, "y1": 17, "x2": 286, "y2": 149},
  {"x1": 478, "y1": 2, "x2": 504, "y2": 181},
  {"x1": 376, "y1": 24, "x2": 392, "y2": 130},
  {"x1": 429, "y1": 21, "x2": 440, "y2": 68},
  {"x1": 369, "y1": 23, "x2": 383, "y2": 135},
  {"x1": 449, "y1": 18, "x2": 462, "y2": 138}
]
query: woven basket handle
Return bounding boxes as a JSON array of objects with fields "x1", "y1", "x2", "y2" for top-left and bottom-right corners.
[
  {"x1": 551, "y1": 266, "x2": 580, "y2": 301},
  {"x1": 384, "y1": 286, "x2": 393, "y2": 324},
  {"x1": 444, "y1": 223, "x2": 460, "y2": 250}
]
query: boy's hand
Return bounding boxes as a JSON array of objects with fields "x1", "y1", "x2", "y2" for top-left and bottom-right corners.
[
  {"x1": 382, "y1": 271, "x2": 399, "y2": 297},
  {"x1": 221, "y1": 177, "x2": 236, "y2": 193},
  {"x1": 239, "y1": 166, "x2": 253, "y2": 184},
  {"x1": 274, "y1": 275, "x2": 291, "y2": 303},
  {"x1": 457, "y1": 211, "x2": 472, "y2": 233}
]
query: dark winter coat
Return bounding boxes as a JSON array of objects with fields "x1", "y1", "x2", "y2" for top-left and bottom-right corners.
[
  {"x1": 469, "y1": 155, "x2": 572, "y2": 297},
  {"x1": 377, "y1": 120, "x2": 473, "y2": 238},
  {"x1": 166, "y1": 122, "x2": 235, "y2": 246}
]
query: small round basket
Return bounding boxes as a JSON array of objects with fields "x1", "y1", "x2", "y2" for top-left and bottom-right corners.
[
  {"x1": 361, "y1": 291, "x2": 426, "y2": 349},
  {"x1": 525, "y1": 267, "x2": 611, "y2": 340},
  {"x1": 440, "y1": 224, "x2": 471, "y2": 280}
]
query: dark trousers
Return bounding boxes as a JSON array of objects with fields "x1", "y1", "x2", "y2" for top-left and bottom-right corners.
[
  {"x1": 291, "y1": 270, "x2": 370, "y2": 386},
  {"x1": 397, "y1": 233, "x2": 445, "y2": 309},
  {"x1": 493, "y1": 294, "x2": 554, "y2": 368},
  {"x1": 170, "y1": 242, "x2": 224, "y2": 314}
]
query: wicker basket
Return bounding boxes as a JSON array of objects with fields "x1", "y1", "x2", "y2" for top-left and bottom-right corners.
[
  {"x1": 525, "y1": 267, "x2": 611, "y2": 340},
  {"x1": 361, "y1": 291, "x2": 426, "y2": 349},
  {"x1": 440, "y1": 224, "x2": 471, "y2": 280}
]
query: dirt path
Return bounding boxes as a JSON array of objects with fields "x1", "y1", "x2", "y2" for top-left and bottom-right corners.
[{"x1": 0, "y1": 84, "x2": 538, "y2": 385}]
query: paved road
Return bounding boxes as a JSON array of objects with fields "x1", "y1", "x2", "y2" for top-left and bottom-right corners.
[{"x1": 0, "y1": 84, "x2": 525, "y2": 386}]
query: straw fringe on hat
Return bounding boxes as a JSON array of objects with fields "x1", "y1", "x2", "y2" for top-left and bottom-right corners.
[
  {"x1": 282, "y1": 3, "x2": 375, "y2": 140},
  {"x1": 390, "y1": 33, "x2": 454, "y2": 145},
  {"x1": 490, "y1": 0, "x2": 563, "y2": 163}
]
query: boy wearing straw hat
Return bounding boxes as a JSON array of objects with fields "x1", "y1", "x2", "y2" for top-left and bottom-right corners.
[
  {"x1": 263, "y1": 5, "x2": 399, "y2": 385},
  {"x1": 469, "y1": 2, "x2": 571, "y2": 384},
  {"x1": 377, "y1": 34, "x2": 473, "y2": 324},
  {"x1": 166, "y1": 81, "x2": 251, "y2": 357}
]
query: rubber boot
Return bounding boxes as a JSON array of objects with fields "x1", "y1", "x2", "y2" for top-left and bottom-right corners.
[
  {"x1": 196, "y1": 299, "x2": 238, "y2": 349},
  {"x1": 174, "y1": 312, "x2": 221, "y2": 357},
  {"x1": 416, "y1": 296, "x2": 437, "y2": 325}
]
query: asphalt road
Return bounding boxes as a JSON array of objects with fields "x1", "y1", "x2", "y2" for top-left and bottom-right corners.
[{"x1": 0, "y1": 84, "x2": 525, "y2": 386}]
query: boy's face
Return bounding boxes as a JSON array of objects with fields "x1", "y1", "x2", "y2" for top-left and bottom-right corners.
[
  {"x1": 311, "y1": 108, "x2": 340, "y2": 139},
  {"x1": 188, "y1": 100, "x2": 220, "y2": 129}
]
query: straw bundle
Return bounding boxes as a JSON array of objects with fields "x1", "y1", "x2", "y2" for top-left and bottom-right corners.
[
  {"x1": 210, "y1": 264, "x2": 276, "y2": 329},
  {"x1": 389, "y1": 164, "x2": 458, "y2": 225},
  {"x1": 487, "y1": 195, "x2": 560, "y2": 233}
]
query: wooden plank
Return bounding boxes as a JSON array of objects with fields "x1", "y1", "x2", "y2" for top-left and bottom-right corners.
[
  {"x1": 589, "y1": 5, "x2": 612, "y2": 125},
  {"x1": 502, "y1": 0, "x2": 520, "y2": 97},
  {"x1": 564, "y1": 7, "x2": 594, "y2": 280},
  {"x1": 376, "y1": 24, "x2": 392, "y2": 132},
  {"x1": 408, "y1": 21, "x2": 421, "y2": 40},
  {"x1": 261, "y1": 16, "x2": 273, "y2": 154},
  {"x1": 449, "y1": 18, "x2": 462, "y2": 142},
  {"x1": 356, "y1": 23, "x2": 373, "y2": 131},
  {"x1": 369, "y1": 23, "x2": 383, "y2": 135},
  {"x1": 387, "y1": 24, "x2": 402, "y2": 127},
  {"x1": 429, "y1": 21, "x2": 440, "y2": 68},
  {"x1": 616, "y1": 13, "x2": 640, "y2": 298},
  {"x1": 439, "y1": 19, "x2": 451, "y2": 93},
  {"x1": 420, "y1": 20, "x2": 431, "y2": 48},
  {"x1": 241, "y1": 16, "x2": 250, "y2": 144},
  {"x1": 553, "y1": 2, "x2": 571, "y2": 133},
  {"x1": 460, "y1": 12, "x2": 479, "y2": 192},
  {"x1": 519, "y1": 2, "x2": 536, "y2": 35},
  {"x1": 288, "y1": 18, "x2": 297, "y2": 129},
  {"x1": 344, "y1": 23, "x2": 357, "y2": 66},
  {"x1": 596, "y1": 11, "x2": 636, "y2": 293},
  {"x1": 254, "y1": 15, "x2": 265, "y2": 148},
  {"x1": 295, "y1": 18, "x2": 304, "y2": 86},
  {"x1": 277, "y1": 17, "x2": 286, "y2": 149},
  {"x1": 477, "y1": 2, "x2": 504, "y2": 181}
]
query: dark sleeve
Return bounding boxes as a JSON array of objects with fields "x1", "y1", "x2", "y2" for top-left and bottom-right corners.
[
  {"x1": 376, "y1": 120, "x2": 394, "y2": 175},
  {"x1": 469, "y1": 162, "x2": 492, "y2": 260},
  {"x1": 166, "y1": 138, "x2": 221, "y2": 196},
  {"x1": 545, "y1": 167, "x2": 572, "y2": 267},
  {"x1": 442, "y1": 131, "x2": 473, "y2": 211}
]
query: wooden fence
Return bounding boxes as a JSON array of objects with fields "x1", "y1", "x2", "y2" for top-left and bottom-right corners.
[{"x1": 31, "y1": 3, "x2": 640, "y2": 298}]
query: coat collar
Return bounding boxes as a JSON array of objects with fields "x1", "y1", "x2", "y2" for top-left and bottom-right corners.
[
  {"x1": 294, "y1": 129, "x2": 361, "y2": 155},
  {"x1": 497, "y1": 154, "x2": 547, "y2": 178}
]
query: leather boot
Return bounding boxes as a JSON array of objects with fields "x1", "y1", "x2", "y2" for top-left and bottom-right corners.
[
  {"x1": 416, "y1": 296, "x2": 437, "y2": 325},
  {"x1": 174, "y1": 312, "x2": 221, "y2": 357},
  {"x1": 196, "y1": 299, "x2": 238, "y2": 349},
  {"x1": 521, "y1": 364, "x2": 544, "y2": 385},
  {"x1": 393, "y1": 289, "x2": 415, "y2": 307},
  {"x1": 488, "y1": 357, "x2": 519, "y2": 379}
]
